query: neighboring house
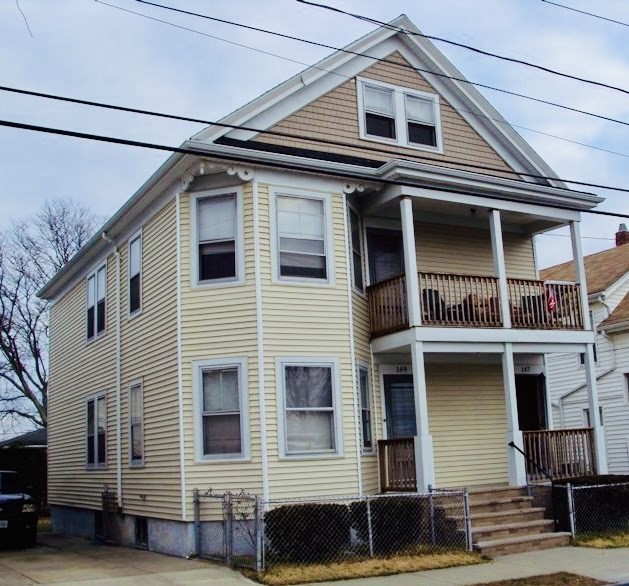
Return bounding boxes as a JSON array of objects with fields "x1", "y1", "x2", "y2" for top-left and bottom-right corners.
[
  {"x1": 542, "y1": 225, "x2": 629, "y2": 474},
  {"x1": 39, "y1": 16, "x2": 605, "y2": 556}
]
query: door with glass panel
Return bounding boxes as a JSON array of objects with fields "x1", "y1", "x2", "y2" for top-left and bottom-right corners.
[
  {"x1": 366, "y1": 228, "x2": 404, "y2": 284},
  {"x1": 383, "y1": 375, "x2": 416, "y2": 438}
]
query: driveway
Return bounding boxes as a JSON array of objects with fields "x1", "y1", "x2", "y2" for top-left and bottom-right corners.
[{"x1": 0, "y1": 534, "x2": 253, "y2": 585}]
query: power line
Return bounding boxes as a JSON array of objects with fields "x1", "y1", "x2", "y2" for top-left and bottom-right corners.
[
  {"x1": 538, "y1": 233, "x2": 615, "y2": 241},
  {"x1": 540, "y1": 0, "x2": 629, "y2": 28},
  {"x1": 296, "y1": 0, "x2": 629, "y2": 97},
  {"x1": 110, "y1": 0, "x2": 629, "y2": 130},
  {"x1": 3, "y1": 83, "x2": 627, "y2": 186},
  {"x1": 1, "y1": 118, "x2": 629, "y2": 218}
]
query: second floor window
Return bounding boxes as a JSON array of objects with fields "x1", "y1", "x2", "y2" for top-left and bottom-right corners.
[
  {"x1": 129, "y1": 234, "x2": 142, "y2": 315},
  {"x1": 87, "y1": 265, "x2": 106, "y2": 339},
  {"x1": 197, "y1": 193, "x2": 237, "y2": 282},
  {"x1": 87, "y1": 395, "x2": 106, "y2": 467},
  {"x1": 349, "y1": 208, "x2": 364, "y2": 292}
]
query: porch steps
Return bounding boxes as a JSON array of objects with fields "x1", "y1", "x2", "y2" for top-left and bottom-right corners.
[{"x1": 445, "y1": 487, "x2": 571, "y2": 556}]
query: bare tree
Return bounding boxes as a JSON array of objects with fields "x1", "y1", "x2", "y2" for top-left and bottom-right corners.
[{"x1": 0, "y1": 199, "x2": 99, "y2": 432}]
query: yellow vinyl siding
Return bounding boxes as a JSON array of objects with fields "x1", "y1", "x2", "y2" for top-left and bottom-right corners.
[
  {"x1": 255, "y1": 53, "x2": 515, "y2": 180},
  {"x1": 427, "y1": 363, "x2": 509, "y2": 487},
  {"x1": 48, "y1": 257, "x2": 117, "y2": 509}
]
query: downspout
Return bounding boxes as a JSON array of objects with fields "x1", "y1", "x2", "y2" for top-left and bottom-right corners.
[{"x1": 598, "y1": 295, "x2": 617, "y2": 371}]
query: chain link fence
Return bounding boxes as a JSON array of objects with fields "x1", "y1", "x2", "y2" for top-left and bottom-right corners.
[{"x1": 194, "y1": 488, "x2": 471, "y2": 571}]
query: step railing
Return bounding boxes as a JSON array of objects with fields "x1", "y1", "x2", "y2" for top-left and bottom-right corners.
[{"x1": 378, "y1": 437, "x2": 416, "y2": 492}]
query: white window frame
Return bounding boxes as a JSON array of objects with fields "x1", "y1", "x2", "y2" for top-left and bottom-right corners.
[
  {"x1": 128, "y1": 231, "x2": 142, "y2": 317},
  {"x1": 193, "y1": 357, "x2": 249, "y2": 462},
  {"x1": 270, "y1": 188, "x2": 335, "y2": 286},
  {"x1": 86, "y1": 393, "x2": 107, "y2": 469},
  {"x1": 276, "y1": 356, "x2": 343, "y2": 459},
  {"x1": 190, "y1": 188, "x2": 245, "y2": 288},
  {"x1": 348, "y1": 204, "x2": 365, "y2": 294},
  {"x1": 128, "y1": 381, "x2": 144, "y2": 467},
  {"x1": 358, "y1": 363, "x2": 373, "y2": 454},
  {"x1": 357, "y1": 77, "x2": 443, "y2": 153},
  {"x1": 86, "y1": 263, "x2": 107, "y2": 341}
]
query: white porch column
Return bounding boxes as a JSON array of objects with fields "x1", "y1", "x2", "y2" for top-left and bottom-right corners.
[
  {"x1": 400, "y1": 196, "x2": 422, "y2": 327},
  {"x1": 489, "y1": 209, "x2": 511, "y2": 328},
  {"x1": 570, "y1": 220, "x2": 607, "y2": 473},
  {"x1": 503, "y1": 343, "x2": 527, "y2": 486},
  {"x1": 410, "y1": 340, "x2": 435, "y2": 490}
]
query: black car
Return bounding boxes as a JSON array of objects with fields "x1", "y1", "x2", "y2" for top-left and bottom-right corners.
[{"x1": 0, "y1": 470, "x2": 38, "y2": 548}]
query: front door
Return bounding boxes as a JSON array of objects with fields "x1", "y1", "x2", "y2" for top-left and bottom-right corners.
[
  {"x1": 383, "y1": 375, "x2": 416, "y2": 438},
  {"x1": 367, "y1": 228, "x2": 404, "y2": 284},
  {"x1": 515, "y1": 374, "x2": 547, "y2": 431}
]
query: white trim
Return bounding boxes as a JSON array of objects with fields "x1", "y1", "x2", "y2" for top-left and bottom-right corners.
[
  {"x1": 276, "y1": 356, "x2": 343, "y2": 459},
  {"x1": 378, "y1": 363, "x2": 412, "y2": 441},
  {"x1": 347, "y1": 202, "x2": 365, "y2": 295},
  {"x1": 192, "y1": 357, "x2": 250, "y2": 462},
  {"x1": 252, "y1": 180, "x2": 270, "y2": 502},
  {"x1": 400, "y1": 197, "x2": 421, "y2": 326},
  {"x1": 357, "y1": 77, "x2": 443, "y2": 153},
  {"x1": 571, "y1": 221, "x2": 592, "y2": 331},
  {"x1": 85, "y1": 392, "x2": 107, "y2": 470},
  {"x1": 128, "y1": 379, "x2": 145, "y2": 468},
  {"x1": 489, "y1": 210, "x2": 511, "y2": 328},
  {"x1": 189, "y1": 187, "x2": 245, "y2": 288},
  {"x1": 269, "y1": 187, "x2": 335, "y2": 287},
  {"x1": 127, "y1": 229, "x2": 143, "y2": 318}
]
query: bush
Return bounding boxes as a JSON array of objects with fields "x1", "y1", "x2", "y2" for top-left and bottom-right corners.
[{"x1": 264, "y1": 503, "x2": 351, "y2": 563}]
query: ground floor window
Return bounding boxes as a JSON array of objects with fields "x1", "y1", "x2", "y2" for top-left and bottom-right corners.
[{"x1": 86, "y1": 395, "x2": 106, "y2": 467}]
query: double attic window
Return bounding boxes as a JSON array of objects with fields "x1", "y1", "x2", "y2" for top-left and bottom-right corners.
[{"x1": 359, "y1": 79, "x2": 442, "y2": 151}]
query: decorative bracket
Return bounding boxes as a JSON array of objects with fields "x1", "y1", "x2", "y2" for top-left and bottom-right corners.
[
  {"x1": 343, "y1": 182, "x2": 366, "y2": 195},
  {"x1": 227, "y1": 166, "x2": 254, "y2": 182}
]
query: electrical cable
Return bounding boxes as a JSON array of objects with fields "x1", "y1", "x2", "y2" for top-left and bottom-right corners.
[
  {"x1": 539, "y1": 0, "x2": 629, "y2": 28},
  {"x1": 1, "y1": 118, "x2": 629, "y2": 216},
  {"x1": 295, "y1": 0, "x2": 629, "y2": 97}
]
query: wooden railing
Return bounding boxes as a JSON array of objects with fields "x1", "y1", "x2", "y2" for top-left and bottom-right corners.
[
  {"x1": 367, "y1": 272, "x2": 584, "y2": 337},
  {"x1": 522, "y1": 428, "x2": 596, "y2": 483},
  {"x1": 378, "y1": 438, "x2": 416, "y2": 492}
]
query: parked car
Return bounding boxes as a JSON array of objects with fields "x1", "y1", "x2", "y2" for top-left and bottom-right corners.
[{"x1": 0, "y1": 470, "x2": 37, "y2": 548}]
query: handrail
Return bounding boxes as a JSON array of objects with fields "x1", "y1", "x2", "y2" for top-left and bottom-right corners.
[{"x1": 508, "y1": 441, "x2": 553, "y2": 484}]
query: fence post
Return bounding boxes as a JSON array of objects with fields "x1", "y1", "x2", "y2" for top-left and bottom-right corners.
[
  {"x1": 225, "y1": 493, "x2": 233, "y2": 565},
  {"x1": 428, "y1": 486, "x2": 436, "y2": 546},
  {"x1": 566, "y1": 483, "x2": 576, "y2": 538},
  {"x1": 366, "y1": 495, "x2": 374, "y2": 558},
  {"x1": 255, "y1": 496, "x2": 263, "y2": 573},
  {"x1": 193, "y1": 489, "x2": 200, "y2": 556},
  {"x1": 463, "y1": 488, "x2": 473, "y2": 552}
]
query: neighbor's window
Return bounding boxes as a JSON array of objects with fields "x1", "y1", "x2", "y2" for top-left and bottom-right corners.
[
  {"x1": 281, "y1": 361, "x2": 339, "y2": 455},
  {"x1": 129, "y1": 383, "x2": 144, "y2": 466},
  {"x1": 197, "y1": 193, "x2": 237, "y2": 282},
  {"x1": 276, "y1": 194, "x2": 328, "y2": 280},
  {"x1": 349, "y1": 207, "x2": 364, "y2": 292},
  {"x1": 579, "y1": 344, "x2": 598, "y2": 365},
  {"x1": 87, "y1": 395, "x2": 106, "y2": 467},
  {"x1": 583, "y1": 406, "x2": 604, "y2": 427},
  {"x1": 87, "y1": 265, "x2": 106, "y2": 339},
  {"x1": 128, "y1": 234, "x2": 142, "y2": 315},
  {"x1": 358, "y1": 366, "x2": 372, "y2": 452}
]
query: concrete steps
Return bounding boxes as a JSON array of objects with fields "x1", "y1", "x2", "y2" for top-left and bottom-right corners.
[{"x1": 475, "y1": 532, "x2": 571, "y2": 556}]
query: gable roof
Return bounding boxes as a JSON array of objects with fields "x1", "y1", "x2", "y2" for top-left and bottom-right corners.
[
  {"x1": 0, "y1": 428, "x2": 47, "y2": 449},
  {"x1": 600, "y1": 291, "x2": 629, "y2": 332},
  {"x1": 540, "y1": 244, "x2": 629, "y2": 295}
]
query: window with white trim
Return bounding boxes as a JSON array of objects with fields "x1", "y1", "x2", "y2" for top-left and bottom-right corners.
[
  {"x1": 128, "y1": 234, "x2": 142, "y2": 315},
  {"x1": 129, "y1": 383, "x2": 144, "y2": 466},
  {"x1": 87, "y1": 265, "x2": 106, "y2": 339},
  {"x1": 583, "y1": 406, "x2": 604, "y2": 427},
  {"x1": 358, "y1": 366, "x2": 372, "y2": 452},
  {"x1": 195, "y1": 359, "x2": 247, "y2": 459},
  {"x1": 349, "y1": 207, "x2": 364, "y2": 292},
  {"x1": 276, "y1": 194, "x2": 328, "y2": 280},
  {"x1": 280, "y1": 360, "x2": 340, "y2": 455},
  {"x1": 196, "y1": 193, "x2": 238, "y2": 283},
  {"x1": 358, "y1": 79, "x2": 442, "y2": 151},
  {"x1": 86, "y1": 395, "x2": 106, "y2": 467}
]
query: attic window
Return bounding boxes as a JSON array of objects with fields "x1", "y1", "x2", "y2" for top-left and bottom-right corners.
[{"x1": 358, "y1": 78, "x2": 442, "y2": 152}]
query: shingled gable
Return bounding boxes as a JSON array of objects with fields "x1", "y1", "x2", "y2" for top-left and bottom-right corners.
[{"x1": 193, "y1": 14, "x2": 566, "y2": 188}]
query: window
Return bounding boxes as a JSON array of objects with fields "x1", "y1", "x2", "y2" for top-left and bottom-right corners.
[
  {"x1": 196, "y1": 192, "x2": 238, "y2": 283},
  {"x1": 626, "y1": 373, "x2": 629, "y2": 403},
  {"x1": 279, "y1": 359, "x2": 340, "y2": 456},
  {"x1": 358, "y1": 79, "x2": 442, "y2": 151},
  {"x1": 129, "y1": 383, "x2": 144, "y2": 466},
  {"x1": 194, "y1": 359, "x2": 248, "y2": 460},
  {"x1": 128, "y1": 234, "x2": 142, "y2": 315},
  {"x1": 276, "y1": 194, "x2": 328, "y2": 281},
  {"x1": 87, "y1": 395, "x2": 106, "y2": 467},
  {"x1": 87, "y1": 265, "x2": 106, "y2": 339},
  {"x1": 583, "y1": 406, "x2": 604, "y2": 427},
  {"x1": 579, "y1": 345, "x2": 598, "y2": 365},
  {"x1": 349, "y1": 207, "x2": 364, "y2": 292},
  {"x1": 358, "y1": 366, "x2": 372, "y2": 452}
]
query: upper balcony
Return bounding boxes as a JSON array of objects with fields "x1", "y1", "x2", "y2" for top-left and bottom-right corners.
[{"x1": 367, "y1": 272, "x2": 583, "y2": 338}]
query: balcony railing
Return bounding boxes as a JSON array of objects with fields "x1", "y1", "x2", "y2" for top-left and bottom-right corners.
[
  {"x1": 378, "y1": 438, "x2": 416, "y2": 492},
  {"x1": 522, "y1": 428, "x2": 596, "y2": 483},
  {"x1": 367, "y1": 272, "x2": 583, "y2": 338}
]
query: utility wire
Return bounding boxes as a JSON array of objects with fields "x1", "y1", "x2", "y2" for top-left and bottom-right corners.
[
  {"x1": 540, "y1": 0, "x2": 629, "y2": 28},
  {"x1": 296, "y1": 0, "x2": 629, "y2": 97},
  {"x1": 1, "y1": 118, "x2": 629, "y2": 212},
  {"x1": 539, "y1": 233, "x2": 615, "y2": 241},
  {"x1": 114, "y1": 0, "x2": 629, "y2": 130},
  {"x1": 3, "y1": 83, "x2": 627, "y2": 186}
]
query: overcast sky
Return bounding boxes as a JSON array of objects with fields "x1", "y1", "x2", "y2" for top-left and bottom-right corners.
[{"x1": 0, "y1": 0, "x2": 627, "y2": 268}]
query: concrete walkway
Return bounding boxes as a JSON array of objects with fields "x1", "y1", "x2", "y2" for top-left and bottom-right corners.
[{"x1": 1, "y1": 535, "x2": 629, "y2": 585}]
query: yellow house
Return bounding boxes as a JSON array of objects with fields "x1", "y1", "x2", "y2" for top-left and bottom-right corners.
[{"x1": 40, "y1": 16, "x2": 605, "y2": 556}]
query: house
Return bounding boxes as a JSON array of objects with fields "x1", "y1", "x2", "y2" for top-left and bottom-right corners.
[
  {"x1": 542, "y1": 225, "x2": 629, "y2": 474},
  {"x1": 39, "y1": 16, "x2": 605, "y2": 557}
]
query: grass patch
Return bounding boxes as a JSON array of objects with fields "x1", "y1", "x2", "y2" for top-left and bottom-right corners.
[
  {"x1": 247, "y1": 550, "x2": 484, "y2": 585},
  {"x1": 37, "y1": 517, "x2": 52, "y2": 532},
  {"x1": 470, "y1": 573, "x2": 605, "y2": 586},
  {"x1": 575, "y1": 531, "x2": 629, "y2": 548}
]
